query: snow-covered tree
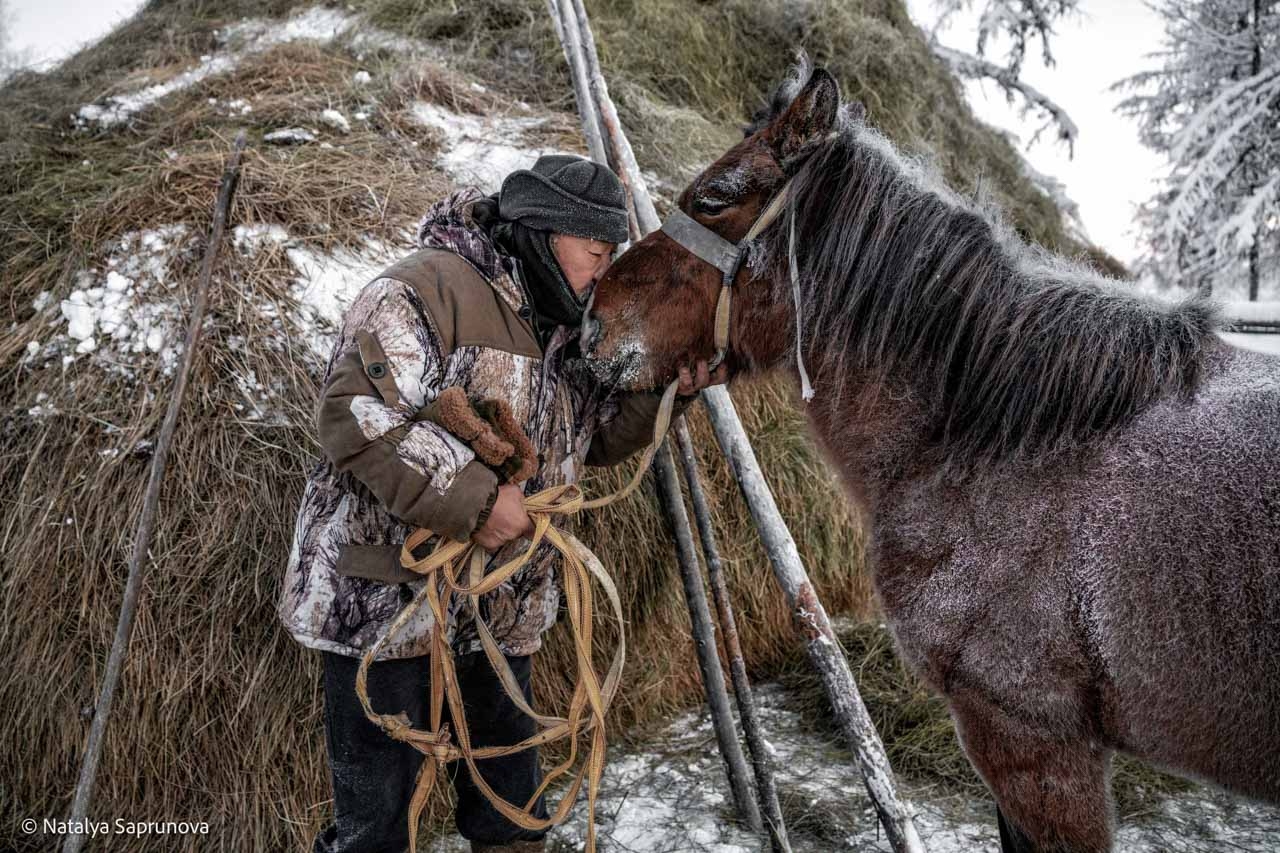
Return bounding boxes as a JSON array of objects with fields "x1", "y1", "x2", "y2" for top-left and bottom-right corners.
[
  {"x1": 1116, "y1": 0, "x2": 1280, "y2": 299},
  {"x1": 0, "y1": 0, "x2": 26, "y2": 84},
  {"x1": 927, "y1": 0, "x2": 1081, "y2": 156},
  {"x1": 0, "y1": 1, "x2": 13, "y2": 79}
]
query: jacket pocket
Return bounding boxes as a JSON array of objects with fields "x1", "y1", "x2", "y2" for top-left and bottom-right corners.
[{"x1": 334, "y1": 543, "x2": 422, "y2": 585}]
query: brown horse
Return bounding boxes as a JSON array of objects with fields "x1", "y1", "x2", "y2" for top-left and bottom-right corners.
[{"x1": 580, "y1": 60, "x2": 1280, "y2": 852}]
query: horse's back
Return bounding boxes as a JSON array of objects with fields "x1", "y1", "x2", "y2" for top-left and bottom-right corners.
[{"x1": 1080, "y1": 338, "x2": 1280, "y2": 801}]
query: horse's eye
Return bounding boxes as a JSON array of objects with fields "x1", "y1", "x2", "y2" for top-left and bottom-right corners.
[{"x1": 695, "y1": 197, "x2": 731, "y2": 215}]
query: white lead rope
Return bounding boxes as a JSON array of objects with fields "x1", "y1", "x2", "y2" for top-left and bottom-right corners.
[{"x1": 787, "y1": 202, "x2": 815, "y2": 402}]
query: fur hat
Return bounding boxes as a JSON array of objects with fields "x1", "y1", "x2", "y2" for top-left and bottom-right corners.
[{"x1": 498, "y1": 154, "x2": 629, "y2": 244}]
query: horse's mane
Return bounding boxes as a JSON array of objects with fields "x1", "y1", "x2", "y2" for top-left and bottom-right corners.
[{"x1": 751, "y1": 65, "x2": 1222, "y2": 468}]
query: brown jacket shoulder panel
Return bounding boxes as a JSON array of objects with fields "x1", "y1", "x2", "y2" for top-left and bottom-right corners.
[{"x1": 378, "y1": 248, "x2": 541, "y2": 358}]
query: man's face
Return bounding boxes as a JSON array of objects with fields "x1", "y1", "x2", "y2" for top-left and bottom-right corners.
[{"x1": 550, "y1": 233, "x2": 617, "y2": 296}]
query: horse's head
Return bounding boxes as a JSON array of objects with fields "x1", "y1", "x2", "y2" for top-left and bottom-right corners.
[{"x1": 581, "y1": 65, "x2": 845, "y2": 390}]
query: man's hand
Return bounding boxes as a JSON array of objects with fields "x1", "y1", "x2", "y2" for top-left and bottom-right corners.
[
  {"x1": 472, "y1": 483, "x2": 535, "y2": 551},
  {"x1": 676, "y1": 360, "x2": 730, "y2": 397}
]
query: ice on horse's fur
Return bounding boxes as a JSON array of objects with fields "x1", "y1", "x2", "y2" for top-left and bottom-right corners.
[{"x1": 584, "y1": 58, "x2": 1280, "y2": 853}]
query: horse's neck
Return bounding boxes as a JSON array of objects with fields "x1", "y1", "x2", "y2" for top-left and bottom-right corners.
[{"x1": 799, "y1": 366, "x2": 933, "y2": 512}]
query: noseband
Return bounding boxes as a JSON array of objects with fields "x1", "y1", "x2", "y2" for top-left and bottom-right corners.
[{"x1": 658, "y1": 175, "x2": 815, "y2": 400}]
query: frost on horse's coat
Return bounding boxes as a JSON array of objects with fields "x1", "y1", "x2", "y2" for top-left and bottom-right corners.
[
  {"x1": 584, "y1": 56, "x2": 1280, "y2": 853},
  {"x1": 873, "y1": 342, "x2": 1280, "y2": 788}
]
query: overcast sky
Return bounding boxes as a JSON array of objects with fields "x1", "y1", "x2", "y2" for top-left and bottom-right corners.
[
  {"x1": 7, "y1": 0, "x2": 1168, "y2": 265},
  {"x1": 4, "y1": 0, "x2": 145, "y2": 69},
  {"x1": 904, "y1": 0, "x2": 1169, "y2": 265}
]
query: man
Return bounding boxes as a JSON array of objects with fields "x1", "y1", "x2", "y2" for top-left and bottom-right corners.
[{"x1": 279, "y1": 154, "x2": 726, "y2": 853}]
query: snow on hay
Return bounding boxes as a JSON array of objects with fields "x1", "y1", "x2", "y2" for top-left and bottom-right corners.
[
  {"x1": 409, "y1": 101, "x2": 575, "y2": 195},
  {"x1": 73, "y1": 6, "x2": 427, "y2": 128},
  {"x1": 41, "y1": 225, "x2": 193, "y2": 378}
]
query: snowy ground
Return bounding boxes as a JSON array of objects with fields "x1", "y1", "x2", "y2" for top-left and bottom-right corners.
[
  {"x1": 422, "y1": 683, "x2": 1280, "y2": 853},
  {"x1": 1219, "y1": 332, "x2": 1280, "y2": 356}
]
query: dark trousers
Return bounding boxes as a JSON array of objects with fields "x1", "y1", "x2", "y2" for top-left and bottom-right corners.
[{"x1": 312, "y1": 650, "x2": 549, "y2": 853}]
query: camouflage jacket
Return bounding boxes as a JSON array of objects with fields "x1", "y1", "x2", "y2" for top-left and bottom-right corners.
[{"x1": 278, "y1": 188, "x2": 686, "y2": 660}]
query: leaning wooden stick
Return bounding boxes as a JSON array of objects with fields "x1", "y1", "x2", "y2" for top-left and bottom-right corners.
[
  {"x1": 63, "y1": 130, "x2": 248, "y2": 853},
  {"x1": 569, "y1": 0, "x2": 660, "y2": 230},
  {"x1": 550, "y1": 0, "x2": 607, "y2": 166},
  {"x1": 673, "y1": 419, "x2": 792, "y2": 853},
  {"x1": 701, "y1": 392, "x2": 926, "y2": 853},
  {"x1": 652, "y1": 439, "x2": 764, "y2": 832},
  {"x1": 547, "y1": 0, "x2": 765, "y2": 831},
  {"x1": 563, "y1": 5, "x2": 927, "y2": 849}
]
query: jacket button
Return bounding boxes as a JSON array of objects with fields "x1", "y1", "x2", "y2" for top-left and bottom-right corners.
[
  {"x1": 518, "y1": 305, "x2": 532, "y2": 320},
  {"x1": 367, "y1": 362, "x2": 387, "y2": 379}
]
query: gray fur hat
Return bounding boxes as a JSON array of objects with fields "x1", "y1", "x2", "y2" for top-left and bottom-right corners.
[{"x1": 498, "y1": 154, "x2": 629, "y2": 244}]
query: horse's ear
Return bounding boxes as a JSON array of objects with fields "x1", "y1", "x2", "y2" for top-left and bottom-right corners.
[{"x1": 767, "y1": 67, "x2": 840, "y2": 166}]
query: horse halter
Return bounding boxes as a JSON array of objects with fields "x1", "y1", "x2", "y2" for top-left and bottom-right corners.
[{"x1": 658, "y1": 174, "x2": 816, "y2": 400}]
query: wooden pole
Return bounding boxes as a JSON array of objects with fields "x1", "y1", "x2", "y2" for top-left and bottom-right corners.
[
  {"x1": 673, "y1": 419, "x2": 791, "y2": 853},
  {"x1": 700, "y1": 390, "x2": 925, "y2": 853},
  {"x1": 652, "y1": 439, "x2": 763, "y2": 832},
  {"x1": 571, "y1": 0, "x2": 661, "y2": 232},
  {"x1": 546, "y1": 2, "x2": 763, "y2": 832},
  {"x1": 557, "y1": 5, "x2": 926, "y2": 848},
  {"x1": 550, "y1": 0, "x2": 608, "y2": 167},
  {"x1": 63, "y1": 130, "x2": 248, "y2": 853}
]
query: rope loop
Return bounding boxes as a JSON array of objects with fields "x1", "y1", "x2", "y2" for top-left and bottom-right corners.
[{"x1": 354, "y1": 379, "x2": 682, "y2": 853}]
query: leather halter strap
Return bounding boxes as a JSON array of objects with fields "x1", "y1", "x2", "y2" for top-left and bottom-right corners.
[
  {"x1": 660, "y1": 210, "x2": 740, "y2": 281},
  {"x1": 658, "y1": 176, "x2": 796, "y2": 370}
]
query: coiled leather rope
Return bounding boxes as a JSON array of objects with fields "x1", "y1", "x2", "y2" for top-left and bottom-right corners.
[{"x1": 355, "y1": 380, "x2": 681, "y2": 853}]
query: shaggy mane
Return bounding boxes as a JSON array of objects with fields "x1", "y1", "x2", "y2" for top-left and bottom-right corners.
[{"x1": 752, "y1": 73, "x2": 1221, "y2": 468}]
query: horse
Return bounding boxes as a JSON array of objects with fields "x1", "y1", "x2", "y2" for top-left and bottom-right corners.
[{"x1": 579, "y1": 59, "x2": 1280, "y2": 852}]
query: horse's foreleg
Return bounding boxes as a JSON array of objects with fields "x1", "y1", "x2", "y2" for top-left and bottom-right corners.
[
  {"x1": 951, "y1": 695, "x2": 1114, "y2": 853},
  {"x1": 998, "y1": 804, "x2": 1037, "y2": 852}
]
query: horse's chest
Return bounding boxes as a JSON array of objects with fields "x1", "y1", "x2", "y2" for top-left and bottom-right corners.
[{"x1": 871, "y1": 484, "x2": 1087, "y2": 710}]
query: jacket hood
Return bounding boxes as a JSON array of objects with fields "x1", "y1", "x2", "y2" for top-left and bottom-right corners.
[{"x1": 415, "y1": 187, "x2": 525, "y2": 313}]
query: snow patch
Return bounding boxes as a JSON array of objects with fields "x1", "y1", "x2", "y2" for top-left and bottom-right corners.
[
  {"x1": 232, "y1": 223, "x2": 290, "y2": 253},
  {"x1": 50, "y1": 225, "x2": 191, "y2": 378},
  {"x1": 264, "y1": 127, "x2": 317, "y2": 145},
  {"x1": 320, "y1": 109, "x2": 350, "y2": 133},
  {"x1": 1219, "y1": 332, "x2": 1280, "y2": 356},
  {"x1": 75, "y1": 54, "x2": 237, "y2": 127},
  {"x1": 74, "y1": 6, "x2": 425, "y2": 129},
  {"x1": 418, "y1": 681, "x2": 1280, "y2": 852},
  {"x1": 286, "y1": 238, "x2": 405, "y2": 359},
  {"x1": 409, "y1": 101, "x2": 572, "y2": 194}
]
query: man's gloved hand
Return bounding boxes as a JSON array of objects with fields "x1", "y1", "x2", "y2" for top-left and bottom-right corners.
[{"x1": 417, "y1": 385, "x2": 542, "y2": 550}]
